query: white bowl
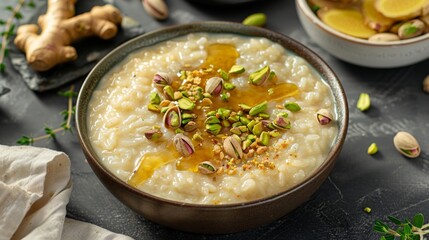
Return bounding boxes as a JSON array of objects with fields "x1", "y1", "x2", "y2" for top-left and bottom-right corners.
[{"x1": 296, "y1": 0, "x2": 429, "y2": 68}]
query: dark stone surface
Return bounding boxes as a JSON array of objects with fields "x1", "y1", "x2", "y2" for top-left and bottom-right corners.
[{"x1": 0, "y1": 0, "x2": 428, "y2": 239}]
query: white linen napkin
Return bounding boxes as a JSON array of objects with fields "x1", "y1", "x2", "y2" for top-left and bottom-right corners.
[{"x1": 0, "y1": 145, "x2": 134, "y2": 240}]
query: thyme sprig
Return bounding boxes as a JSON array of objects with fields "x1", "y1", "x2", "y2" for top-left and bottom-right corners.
[
  {"x1": 17, "y1": 85, "x2": 77, "y2": 145},
  {"x1": 373, "y1": 213, "x2": 429, "y2": 240},
  {"x1": 0, "y1": 0, "x2": 35, "y2": 72}
]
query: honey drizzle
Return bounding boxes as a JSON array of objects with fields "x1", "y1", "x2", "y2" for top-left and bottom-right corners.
[{"x1": 128, "y1": 42, "x2": 299, "y2": 186}]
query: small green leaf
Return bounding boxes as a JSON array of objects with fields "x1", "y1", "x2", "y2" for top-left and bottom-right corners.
[
  {"x1": 381, "y1": 235, "x2": 395, "y2": 240},
  {"x1": 17, "y1": 136, "x2": 34, "y2": 145},
  {"x1": 0, "y1": 63, "x2": 5, "y2": 72},
  {"x1": 14, "y1": 12, "x2": 23, "y2": 20},
  {"x1": 412, "y1": 213, "x2": 424, "y2": 228},
  {"x1": 5, "y1": 6, "x2": 13, "y2": 11},
  {"x1": 388, "y1": 216, "x2": 402, "y2": 225},
  {"x1": 58, "y1": 90, "x2": 78, "y2": 98},
  {"x1": 44, "y1": 127, "x2": 56, "y2": 138},
  {"x1": 27, "y1": 1, "x2": 36, "y2": 8},
  {"x1": 0, "y1": 20, "x2": 5, "y2": 25},
  {"x1": 403, "y1": 223, "x2": 412, "y2": 234}
]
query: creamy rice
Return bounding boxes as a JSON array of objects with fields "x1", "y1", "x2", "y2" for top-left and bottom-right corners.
[{"x1": 88, "y1": 33, "x2": 338, "y2": 204}]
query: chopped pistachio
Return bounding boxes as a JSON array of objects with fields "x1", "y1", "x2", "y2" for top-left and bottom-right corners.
[
  {"x1": 221, "y1": 119, "x2": 231, "y2": 128},
  {"x1": 160, "y1": 106, "x2": 169, "y2": 113},
  {"x1": 229, "y1": 65, "x2": 245, "y2": 74},
  {"x1": 258, "y1": 112, "x2": 270, "y2": 119},
  {"x1": 192, "y1": 132, "x2": 204, "y2": 142},
  {"x1": 249, "y1": 101, "x2": 268, "y2": 116},
  {"x1": 217, "y1": 108, "x2": 231, "y2": 119},
  {"x1": 239, "y1": 116, "x2": 251, "y2": 125},
  {"x1": 218, "y1": 69, "x2": 229, "y2": 81},
  {"x1": 260, "y1": 131, "x2": 270, "y2": 146},
  {"x1": 269, "y1": 130, "x2": 280, "y2": 138},
  {"x1": 183, "y1": 121, "x2": 198, "y2": 132},
  {"x1": 230, "y1": 127, "x2": 242, "y2": 135},
  {"x1": 206, "y1": 123, "x2": 222, "y2": 135},
  {"x1": 242, "y1": 13, "x2": 267, "y2": 27},
  {"x1": 223, "y1": 82, "x2": 236, "y2": 90},
  {"x1": 284, "y1": 102, "x2": 301, "y2": 112},
  {"x1": 367, "y1": 143, "x2": 378, "y2": 155},
  {"x1": 174, "y1": 91, "x2": 183, "y2": 100},
  {"x1": 228, "y1": 115, "x2": 239, "y2": 123},
  {"x1": 249, "y1": 66, "x2": 270, "y2": 85},
  {"x1": 238, "y1": 125, "x2": 249, "y2": 133},
  {"x1": 238, "y1": 104, "x2": 252, "y2": 111},
  {"x1": 163, "y1": 85, "x2": 174, "y2": 100},
  {"x1": 148, "y1": 104, "x2": 160, "y2": 112},
  {"x1": 242, "y1": 139, "x2": 252, "y2": 150},
  {"x1": 220, "y1": 91, "x2": 230, "y2": 101},
  {"x1": 247, "y1": 120, "x2": 256, "y2": 130},
  {"x1": 363, "y1": 207, "x2": 371, "y2": 214},
  {"x1": 357, "y1": 93, "x2": 371, "y2": 111},
  {"x1": 205, "y1": 116, "x2": 221, "y2": 124},
  {"x1": 252, "y1": 122, "x2": 263, "y2": 136},
  {"x1": 178, "y1": 97, "x2": 195, "y2": 110},
  {"x1": 149, "y1": 92, "x2": 161, "y2": 104}
]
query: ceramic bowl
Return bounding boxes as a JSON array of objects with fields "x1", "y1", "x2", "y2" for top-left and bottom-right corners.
[
  {"x1": 76, "y1": 21, "x2": 348, "y2": 234},
  {"x1": 296, "y1": 0, "x2": 429, "y2": 68}
]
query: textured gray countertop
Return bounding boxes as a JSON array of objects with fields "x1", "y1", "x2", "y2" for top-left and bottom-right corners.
[{"x1": 1, "y1": 0, "x2": 428, "y2": 239}]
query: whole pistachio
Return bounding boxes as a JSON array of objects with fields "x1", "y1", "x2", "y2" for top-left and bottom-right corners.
[
  {"x1": 229, "y1": 65, "x2": 245, "y2": 74},
  {"x1": 153, "y1": 72, "x2": 171, "y2": 88},
  {"x1": 223, "y1": 136, "x2": 243, "y2": 159},
  {"x1": 163, "y1": 105, "x2": 181, "y2": 129},
  {"x1": 423, "y1": 75, "x2": 429, "y2": 94},
  {"x1": 368, "y1": 33, "x2": 400, "y2": 42},
  {"x1": 393, "y1": 131, "x2": 421, "y2": 158},
  {"x1": 142, "y1": 0, "x2": 169, "y2": 20},
  {"x1": 272, "y1": 115, "x2": 291, "y2": 130},
  {"x1": 173, "y1": 134, "x2": 195, "y2": 157},
  {"x1": 198, "y1": 161, "x2": 217, "y2": 174},
  {"x1": 242, "y1": 13, "x2": 267, "y2": 27},
  {"x1": 284, "y1": 102, "x2": 301, "y2": 112},
  {"x1": 249, "y1": 66, "x2": 270, "y2": 85},
  {"x1": 316, "y1": 109, "x2": 333, "y2": 125},
  {"x1": 205, "y1": 77, "x2": 223, "y2": 96},
  {"x1": 144, "y1": 129, "x2": 162, "y2": 140},
  {"x1": 183, "y1": 121, "x2": 198, "y2": 132},
  {"x1": 163, "y1": 85, "x2": 175, "y2": 100},
  {"x1": 259, "y1": 131, "x2": 270, "y2": 146},
  {"x1": 398, "y1": 19, "x2": 425, "y2": 39}
]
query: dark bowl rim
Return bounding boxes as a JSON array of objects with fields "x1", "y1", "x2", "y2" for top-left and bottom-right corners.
[
  {"x1": 295, "y1": 0, "x2": 429, "y2": 47},
  {"x1": 76, "y1": 21, "x2": 349, "y2": 210}
]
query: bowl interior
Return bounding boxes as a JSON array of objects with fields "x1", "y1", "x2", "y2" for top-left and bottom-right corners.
[
  {"x1": 76, "y1": 21, "x2": 349, "y2": 208},
  {"x1": 296, "y1": 0, "x2": 429, "y2": 46}
]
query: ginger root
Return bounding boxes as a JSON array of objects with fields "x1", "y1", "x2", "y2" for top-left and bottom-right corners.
[
  {"x1": 375, "y1": 0, "x2": 428, "y2": 20},
  {"x1": 14, "y1": 0, "x2": 123, "y2": 72},
  {"x1": 318, "y1": 8, "x2": 377, "y2": 38}
]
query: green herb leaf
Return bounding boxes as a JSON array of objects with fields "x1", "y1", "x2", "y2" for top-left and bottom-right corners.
[
  {"x1": 388, "y1": 216, "x2": 402, "y2": 225},
  {"x1": 27, "y1": 1, "x2": 36, "y2": 8},
  {"x1": 0, "y1": 20, "x2": 5, "y2": 25},
  {"x1": 5, "y1": 6, "x2": 13, "y2": 11},
  {"x1": 44, "y1": 127, "x2": 56, "y2": 138},
  {"x1": 0, "y1": 63, "x2": 5, "y2": 72},
  {"x1": 17, "y1": 136, "x2": 34, "y2": 145},
  {"x1": 412, "y1": 213, "x2": 424, "y2": 228},
  {"x1": 14, "y1": 11, "x2": 23, "y2": 20},
  {"x1": 58, "y1": 89, "x2": 78, "y2": 98}
]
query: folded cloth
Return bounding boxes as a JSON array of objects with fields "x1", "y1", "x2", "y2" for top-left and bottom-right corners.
[{"x1": 0, "y1": 145, "x2": 133, "y2": 240}]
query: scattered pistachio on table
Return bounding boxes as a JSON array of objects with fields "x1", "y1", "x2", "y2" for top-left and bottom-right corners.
[
  {"x1": 393, "y1": 131, "x2": 421, "y2": 158},
  {"x1": 357, "y1": 93, "x2": 371, "y2": 111},
  {"x1": 367, "y1": 143, "x2": 378, "y2": 155},
  {"x1": 423, "y1": 75, "x2": 429, "y2": 94},
  {"x1": 242, "y1": 13, "x2": 267, "y2": 27},
  {"x1": 142, "y1": 0, "x2": 169, "y2": 20}
]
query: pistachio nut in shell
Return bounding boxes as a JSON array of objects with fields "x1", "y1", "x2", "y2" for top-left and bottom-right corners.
[
  {"x1": 153, "y1": 72, "x2": 171, "y2": 88},
  {"x1": 398, "y1": 19, "x2": 425, "y2": 39},
  {"x1": 223, "y1": 136, "x2": 243, "y2": 159},
  {"x1": 316, "y1": 109, "x2": 333, "y2": 125},
  {"x1": 198, "y1": 161, "x2": 217, "y2": 174},
  {"x1": 423, "y1": 74, "x2": 429, "y2": 94},
  {"x1": 173, "y1": 133, "x2": 195, "y2": 157},
  {"x1": 142, "y1": 0, "x2": 169, "y2": 20},
  {"x1": 205, "y1": 77, "x2": 223, "y2": 96},
  {"x1": 163, "y1": 105, "x2": 181, "y2": 129},
  {"x1": 393, "y1": 131, "x2": 421, "y2": 158}
]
